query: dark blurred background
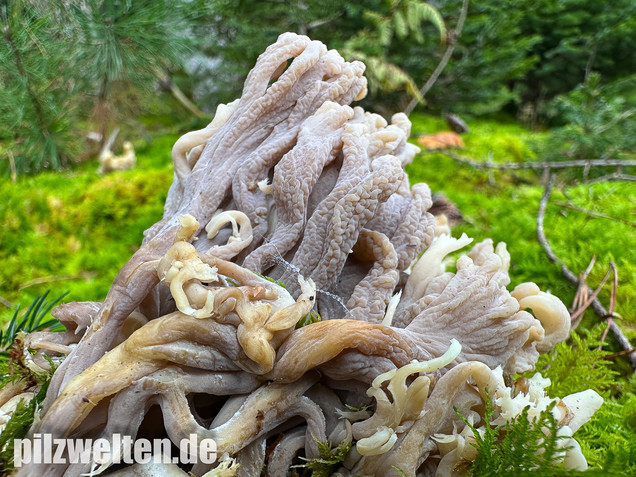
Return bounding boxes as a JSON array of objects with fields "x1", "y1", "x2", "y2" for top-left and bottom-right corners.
[{"x1": 1, "y1": 0, "x2": 635, "y2": 174}]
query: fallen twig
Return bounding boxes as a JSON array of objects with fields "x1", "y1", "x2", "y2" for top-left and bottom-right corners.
[
  {"x1": 436, "y1": 149, "x2": 636, "y2": 172},
  {"x1": 555, "y1": 201, "x2": 636, "y2": 227},
  {"x1": 537, "y1": 174, "x2": 579, "y2": 283},
  {"x1": 98, "y1": 126, "x2": 120, "y2": 160},
  {"x1": 537, "y1": 175, "x2": 636, "y2": 369},
  {"x1": 585, "y1": 172, "x2": 636, "y2": 184},
  {"x1": 156, "y1": 69, "x2": 207, "y2": 120},
  {"x1": 18, "y1": 272, "x2": 97, "y2": 290},
  {"x1": 0, "y1": 295, "x2": 13, "y2": 308},
  {"x1": 571, "y1": 255, "x2": 596, "y2": 320},
  {"x1": 8, "y1": 151, "x2": 17, "y2": 183}
]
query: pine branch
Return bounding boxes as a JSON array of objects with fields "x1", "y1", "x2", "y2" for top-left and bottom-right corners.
[{"x1": 3, "y1": 16, "x2": 48, "y2": 135}]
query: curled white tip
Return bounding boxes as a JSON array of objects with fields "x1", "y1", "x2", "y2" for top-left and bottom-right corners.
[
  {"x1": 372, "y1": 339, "x2": 462, "y2": 389},
  {"x1": 356, "y1": 426, "x2": 397, "y2": 456}
]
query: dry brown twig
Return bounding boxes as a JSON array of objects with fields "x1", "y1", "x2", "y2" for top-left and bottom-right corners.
[
  {"x1": 569, "y1": 261, "x2": 614, "y2": 325},
  {"x1": 570, "y1": 254, "x2": 596, "y2": 323},
  {"x1": 599, "y1": 261, "x2": 619, "y2": 345},
  {"x1": 537, "y1": 174, "x2": 636, "y2": 369}
]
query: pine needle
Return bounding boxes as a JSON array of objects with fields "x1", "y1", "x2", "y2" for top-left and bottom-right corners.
[{"x1": 0, "y1": 290, "x2": 67, "y2": 353}]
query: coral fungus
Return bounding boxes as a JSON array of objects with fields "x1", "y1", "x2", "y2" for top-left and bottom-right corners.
[{"x1": 3, "y1": 33, "x2": 600, "y2": 477}]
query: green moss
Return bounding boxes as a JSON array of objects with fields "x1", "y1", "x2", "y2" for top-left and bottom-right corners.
[
  {"x1": 0, "y1": 136, "x2": 175, "y2": 325},
  {"x1": 575, "y1": 393, "x2": 636, "y2": 474},
  {"x1": 296, "y1": 437, "x2": 352, "y2": 477},
  {"x1": 409, "y1": 112, "x2": 543, "y2": 162},
  {"x1": 458, "y1": 391, "x2": 631, "y2": 476},
  {"x1": 0, "y1": 378, "x2": 52, "y2": 474},
  {"x1": 458, "y1": 396, "x2": 574, "y2": 476}
]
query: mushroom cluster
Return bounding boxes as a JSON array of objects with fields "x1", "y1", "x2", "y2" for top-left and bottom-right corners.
[{"x1": 7, "y1": 33, "x2": 601, "y2": 477}]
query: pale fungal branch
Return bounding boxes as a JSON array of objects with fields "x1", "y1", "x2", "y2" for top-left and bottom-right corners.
[
  {"x1": 353, "y1": 339, "x2": 462, "y2": 457},
  {"x1": 537, "y1": 175, "x2": 636, "y2": 369}
]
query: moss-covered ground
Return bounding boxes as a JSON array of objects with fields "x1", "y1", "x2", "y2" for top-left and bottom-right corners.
[
  {"x1": 0, "y1": 113, "x2": 634, "y2": 472},
  {"x1": 0, "y1": 133, "x2": 177, "y2": 320}
]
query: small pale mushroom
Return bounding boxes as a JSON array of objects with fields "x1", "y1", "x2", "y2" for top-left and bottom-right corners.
[{"x1": 511, "y1": 281, "x2": 571, "y2": 352}]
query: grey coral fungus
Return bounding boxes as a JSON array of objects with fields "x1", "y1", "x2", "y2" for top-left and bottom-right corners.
[{"x1": 9, "y1": 33, "x2": 592, "y2": 477}]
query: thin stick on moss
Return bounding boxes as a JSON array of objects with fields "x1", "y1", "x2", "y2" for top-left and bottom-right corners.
[
  {"x1": 537, "y1": 175, "x2": 636, "y2": 369},
  {"x1": 554, "y1": 201, "x2": 636, "y2": 228},
  {"x1": 599, "y1": 261, "x2": 618, "y2": 345},
  {"x1": 18, "y1": 272, "x2": 97, "y2": 291},
  {"x1": 570, "y1": 255, "x2": 595, "y2": 323},
  {"x1": 0, "y1": 296, "x2": 12, "y2": 309},
  {"x1": 584, "y1": 172, "x2": 636, "y2": 184},
  {"x1": 438, "y1": 149, "x2": 636, "y2": 171},
  {"x1": 601, "y1": 348, "x2": 635, "y2": 360}
]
